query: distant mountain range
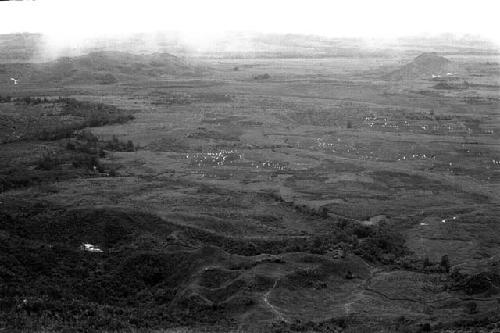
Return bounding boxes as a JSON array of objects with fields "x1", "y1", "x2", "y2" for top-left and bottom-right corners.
[
  {"x1": 0, "y1": 33, "x2": 44, "y2": 62},
  {"x1": 0, "y1": 33, "x2": 498, "y2": 63}
]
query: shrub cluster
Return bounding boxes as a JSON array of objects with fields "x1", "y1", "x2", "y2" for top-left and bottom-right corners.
[{"x1": 103, "y1": 135, "x2": 135, "y2": 152}]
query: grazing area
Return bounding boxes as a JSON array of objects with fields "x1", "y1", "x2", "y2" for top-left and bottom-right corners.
[{"x1": 0, "y1": 32, "x2": 499, "y2": 332}]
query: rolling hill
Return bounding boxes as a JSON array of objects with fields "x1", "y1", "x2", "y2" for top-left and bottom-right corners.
[
  {"x1": 0, "y1": 51, "x2": 196, "y2": 85},
  {"x1": 387, "y1": 52, "x2": 462, "y2": 80}
]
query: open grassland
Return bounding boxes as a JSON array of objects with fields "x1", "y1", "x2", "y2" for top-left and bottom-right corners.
[{"x1": 1, "y1": 53, "x2": 499, "y2": 332}]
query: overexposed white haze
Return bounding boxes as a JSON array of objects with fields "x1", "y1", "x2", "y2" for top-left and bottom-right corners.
[{"x1": 0, "y1": 0, "x2": 499, "y2": 54}]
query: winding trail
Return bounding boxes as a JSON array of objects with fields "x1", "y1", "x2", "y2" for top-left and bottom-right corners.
[
  {"x1": 263, "y1": 279, "x2": 289, "y2": 323},
  {"x1": 344, "y1": 259, "x2": 379, "y2": 315},
  {"x1": 344, "y1": 291, "x2": 365, "y2": 315}
]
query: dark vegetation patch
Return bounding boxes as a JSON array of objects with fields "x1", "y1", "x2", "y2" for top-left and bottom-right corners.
[
  {"x1": 150, "y1": 91, "x2": 232, "y2": 106},
  {"x1": 0, "y1": 96, "x2": 134, "y2": 143},
  {"x1": 353, "y1": 223, "x2": 408, "y2": 263},
  {"x1": 0, "y1": 147, "x2": 107, "y2": 193},
  {"x1": 151, "y1": 91, "x2": 192, "y2": 105},
  {"x1": 269, "y1": 317, "x2": 347, "y2": 332},
  {"x1": 253, "y1": 73, "x2": 271, "y2": 80},
  {"x1": 463, "y1": 96, "x2": 500, "y2": 105},
  {"x1": 370, "y1": 170, "x2": 454, "y2": 192},
  {"x1": 433, "y1": 81, "x2": 469, "y2": 90},
  {"x1": 58, "y1": 97, "x2": 135, "y2": 128},
  {"x1": 0, "y1": 203, "x2": 237, "y2": 331},
  {"x1": 0, "y1": 97, "x2": 136, "y2": 193},
  {"x1": 0, "y1": 196, "x2": 412, "y2": 330},
  {"x1": 101, "y1": 135, "x2": 135, "y2": 152},
  {"x1": 95, "y1": 72, "x2": 117, "y2": 84},
  {"x1": 0, "y1": 132, "x2": 132, "y2": 193},
  {"x1": 193, "y1": 92, "x2": 232, "y2": 103},
  {"x1": 145, "y1": 136, "x2": 195, "y2": 152},
  {"x1": 287, "y1": 109, "x2": 346, "y2": 127},
  {"x1": 187, "y1": 127, "x2": 241, "y2": 141},
  {"x1": 307, "y1": 220, "x2": 409, "y2": 264},
  {"x1": 201, "y1": 114, "x2": 246, "y2": 125},
  {"x1": 450, "y1": 270, "x2": 500, "y2": 296}
]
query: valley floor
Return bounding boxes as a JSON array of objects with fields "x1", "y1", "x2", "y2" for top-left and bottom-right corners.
[{"x1": 1, "y1": 55, "x2": 499, "y2": 332}]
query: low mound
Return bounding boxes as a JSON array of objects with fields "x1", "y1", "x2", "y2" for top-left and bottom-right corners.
[{"x1": 387, "y1": 52, "x2": 461, "y2": 80}]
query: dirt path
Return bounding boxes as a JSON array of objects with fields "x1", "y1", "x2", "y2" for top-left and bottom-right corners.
[
  {"x1": 344, "y1": 291, "x2": 364, "y2": 315},
  {"x1": 263, "y1": 279, "x2": 288, "y2": 323},
  {"x1": 344, "y1": 260, "x2": 379, "y2": 315}
]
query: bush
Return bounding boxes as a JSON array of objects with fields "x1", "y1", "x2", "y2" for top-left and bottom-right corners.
[
  {"x1": 253, "y1": 73, "x2": 270, "y2": 80},
  {"x1": 75, "y1": 129, "x2": 99, "y2": 142},
  {"x1": 36, "y1": 125, "x2": 79, "y2": 141},
  {"x1": 352, "y1": 224, "x2": 373, "y2": 238},
  {"x1": 2, "y1": 98, "x2": 134, "y2": 143},
  {"x1": 58, "y1": 97, "x2": 135, "y2": 127},
  {"x1": 126, "y1": 140, "x2": 135, "y2": 151},
  {"x1": 66, "y1": 138, "x2": 104, "y2": 157},
  {"x1": 98, "y1": 73, "x2": 118, "y2": 84},
  {"x1": 355, "y1": 223, "x2": 408, "y2": 263},
  {"x1": 0, "y1": 169, "x2": 40, "y2": 192},
  {"x1": 35, "y1": 152, "x2": 62, "y2": 170},
  {"x1": 440, "y1": 254, "x2": 450, "y2": 272},
  {"x1": 465, "y1": 301, "x2": 478, "y2": 314},
  {"x1": 71, "y1": 154, "x2": 104, "y2": 172},
  {"x1": 0, "y1": 95, "x2": 12, "y2": 103},
  {"x1": 104, "y1": 135, "x2": 135, "y2": 152},
  {"x1": 310, "y1": 236, "x2": 329, "y2": 255},
  {"x1": 423, "y1": 257, "x2": 431, "y2": 268}
]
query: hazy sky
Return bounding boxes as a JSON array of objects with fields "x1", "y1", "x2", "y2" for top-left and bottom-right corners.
[{"x1": 0, "y1": 0, "x2": 499, "y2": 46}]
